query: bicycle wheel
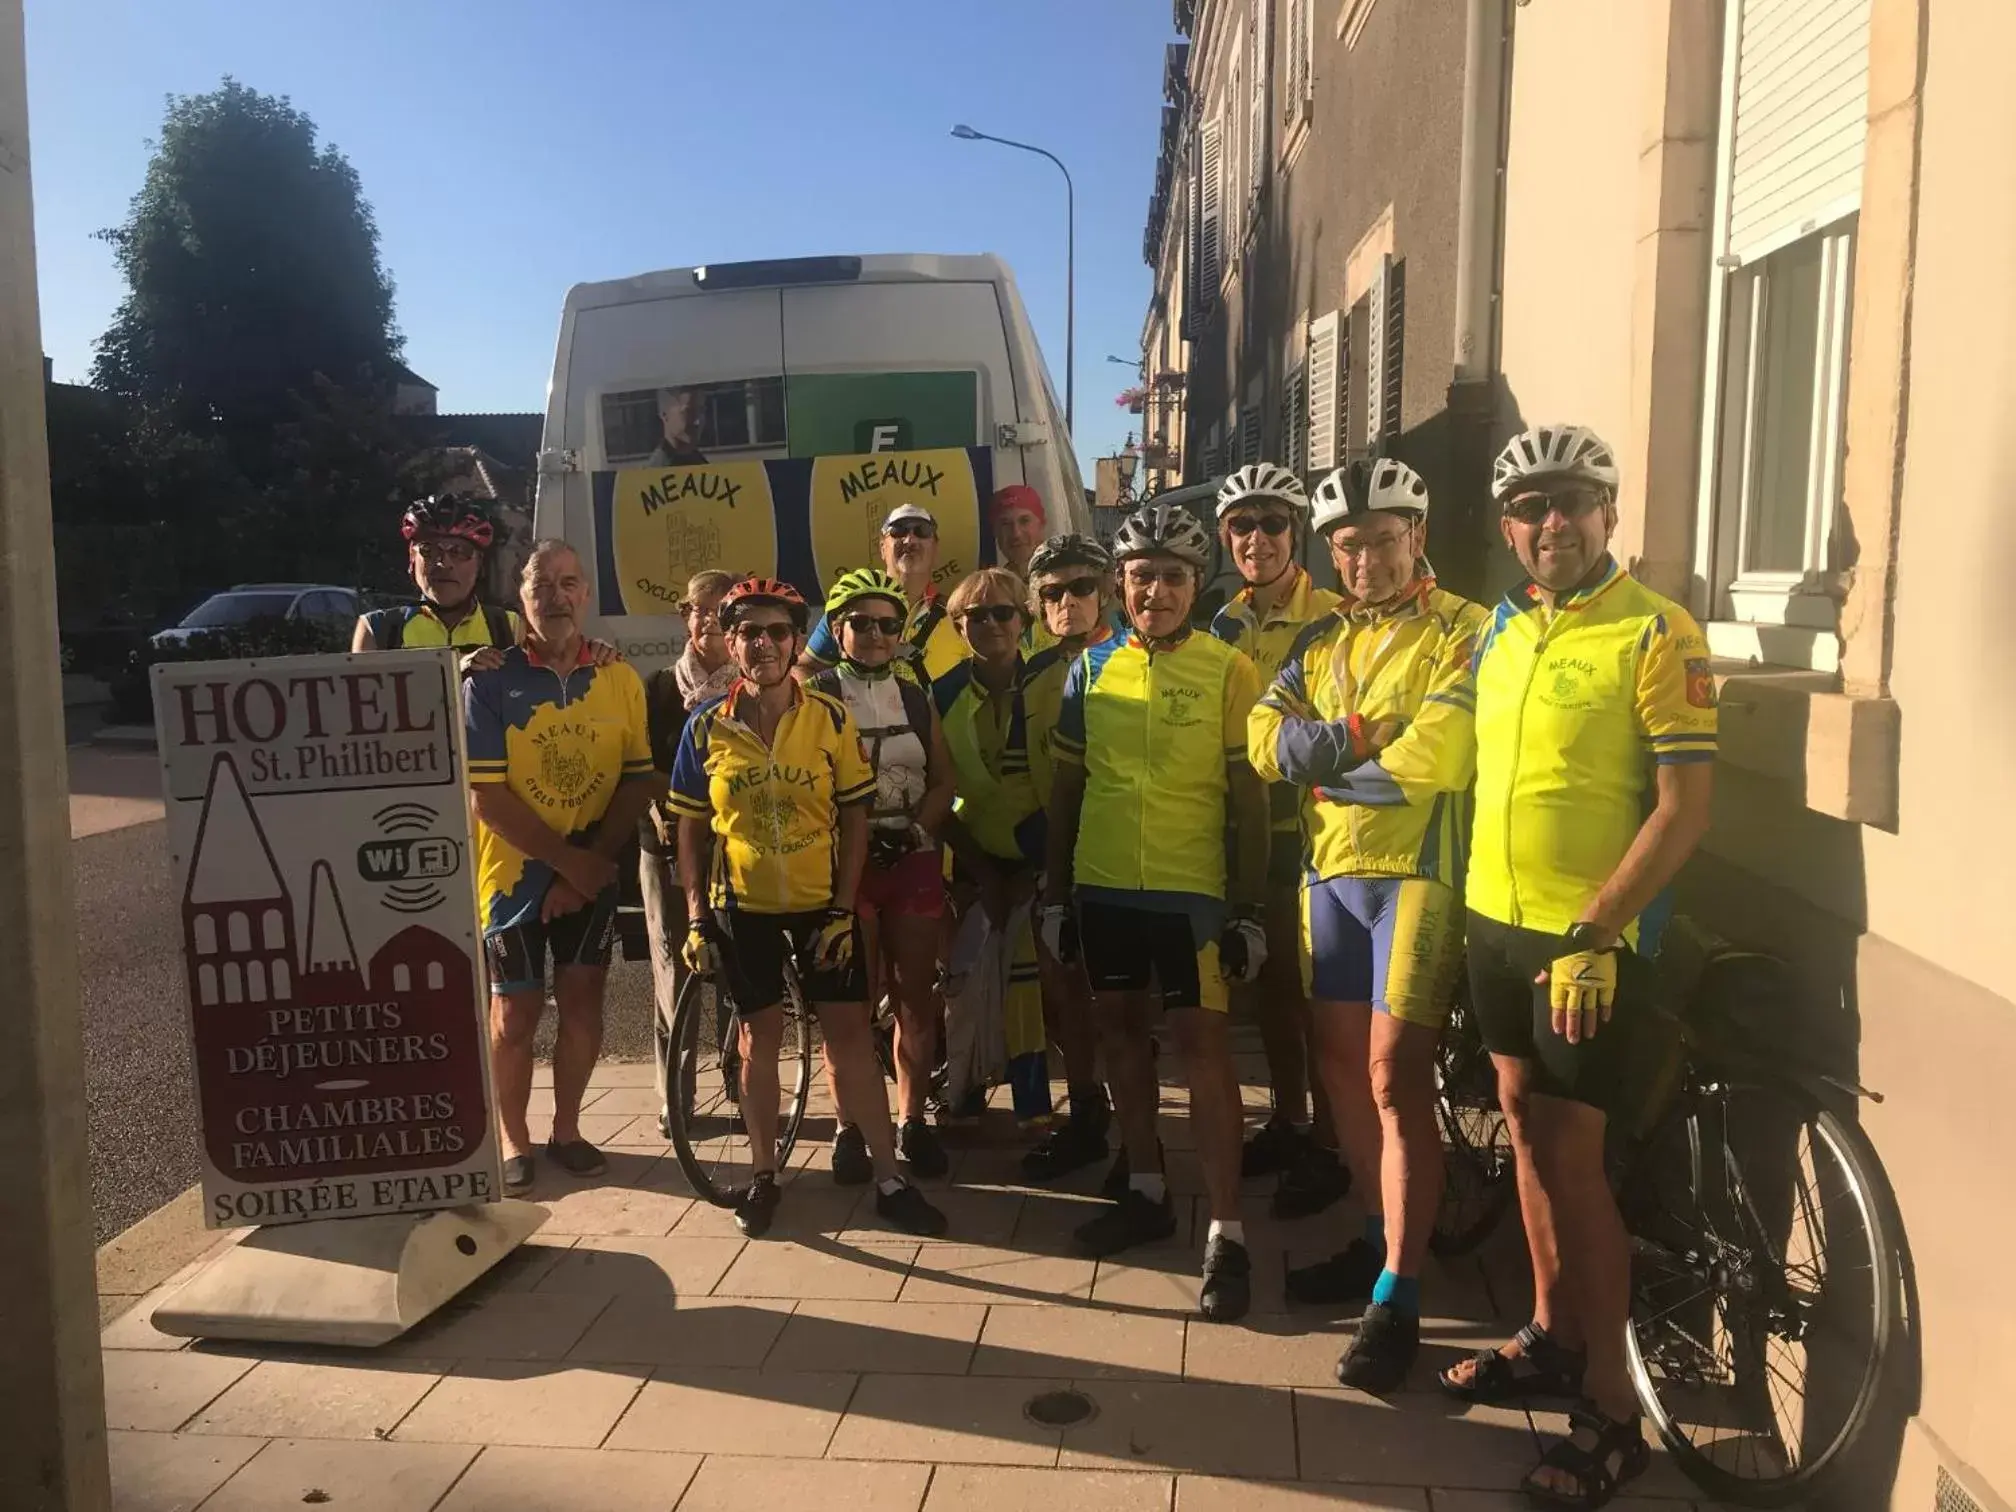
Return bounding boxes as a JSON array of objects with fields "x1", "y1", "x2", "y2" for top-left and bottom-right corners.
[
  {"x1": 665, "y1": 967, "x2": 814, "y2": 1207},
  {"x1": 1624, "y1": 1080, "x2": 1899, "y2": 1505},
  {"x1": 1430, "y1": 995, "x2": 1517, "y2": 1257}
]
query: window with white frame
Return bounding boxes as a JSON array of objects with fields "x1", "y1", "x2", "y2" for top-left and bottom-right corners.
[
  {"x1": 1695, "y1": 0, "x2": 1869, "y2": 670},
  {"x1": 1192, "y1": 117, "x2": 1224, "y2": 311},
  {"x1": 1282, "y1": 0, "x2": 1313, "y2": 145},
  {"x1": 1247, "y1": 0, "x2": 1270, "y2": 223}
]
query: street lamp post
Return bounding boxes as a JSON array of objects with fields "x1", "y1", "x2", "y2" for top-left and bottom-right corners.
[{"x1": 952, "y1": 125, "x2": 1074, "y2": 435}]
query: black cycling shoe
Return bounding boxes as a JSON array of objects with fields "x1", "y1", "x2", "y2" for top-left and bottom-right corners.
[
  {"x1": 875, "y1": 1180, "x2": 949, "y2": 1237},
  {"x1": 830, "y1": 1124, "x2": 872, "y2": 1186},
  {"x1": 899, "y1": 1117, "x2": 950, "y2": 1178},
  {"x1": 735, "y1": 1172, "x2": 782, "y2": 1238},
  {"x1": 1271, "y1": 1140, "x2": 1350, "y2": 1220},
  {"x1": 1020, "y1": 1116, "x2": 1110, "y2": 1183},
  {"x1": 1336, "y1": 1302, "x2": 1419, "y2": 1395},
  {"x1": 1198, "y1": 1235, "x2": 1253, "y2": 1322},
  {"x1": 1285, "y1": 1237, "x2": 1385, "y2": 1307},
  {"x1": 1099, "y1": 1148, "x2": 1131, "y2": 1202},
  {"x1": 1241, "y1": 1116, "x2": 1302, "y2": 1178},
  {"x1": 1074, "y1": 1188, "x2": 1177, "y2": 1256}
]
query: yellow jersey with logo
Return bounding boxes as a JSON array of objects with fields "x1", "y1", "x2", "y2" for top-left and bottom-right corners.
[
  {"x1": 465, "y1": 646, "x2": 653, "y2": 932},
  {"x1": 1052, "y1": 630, "x2": 1262, "y2": 900},
  {"x1": 933, "y1": 648, "x2": 1062, "y2": 865},
  {"x1": 1212, "y1": 567, "x2": 1344, "y2": 834},
  {"x1": 1469, "y1": 561, "x2": 1718, "y2": 940},
  {"x1": 805, "y1": 585, "x2": 971, "y2": 689},
  {"x1": 668, "y1": 680, "x2": 876, "y2": 913},
  {"x1": 370, "y1": 602, "x2": 521, "y2": 650},
  {"x1": 1249, "y1": 583, "x2": 1488, "y2": 884}
]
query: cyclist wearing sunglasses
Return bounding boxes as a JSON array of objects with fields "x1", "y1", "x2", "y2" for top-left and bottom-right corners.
[
  {"x1": 1208, "y1": 464, "x2": 1350, "y2": 1221},
  {"x1": 801, "y1": 504, "x2": 972, "y2": 690},
  {"x1": 1249, "y1": 457, "x2": 1485, "y2": 1392},
  {"x1": 354, "y1": 495, "x2": 521, "y2": 669},
  {"x1": 1023, "y1": 531, "x2": 1123, "y2": 656},
  {"x1": 1042, "y1": 503, "x2": 1269, "y2": 1321},
  {"x1": 669, "y1": 576, "x2": 948, "y2": 1241},
  {"x1": 805, "y1": 568, "x2": 956, "y2": 1183},
  {"x1": 1446, "y1": 425, "x2": 1716, "y2": 1507}
]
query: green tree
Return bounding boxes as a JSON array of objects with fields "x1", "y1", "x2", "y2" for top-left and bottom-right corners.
[{"x1": 92, "y1": 78, "x2": 402, "y2": 429}]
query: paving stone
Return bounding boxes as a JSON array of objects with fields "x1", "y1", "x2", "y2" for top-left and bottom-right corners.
[
  {"x1": 926, "y1": 1464, "x2": 1174, "y2": 1512},
  {"x1": 183, "y1": 1356, "x2": 447, "y2": 1440},
  {"x1": 393, "y1": 1359, "x2": 649, "y2": 1449},
  {"x1": 1058, "y1": 1378, "x2": 1297, "y2": 1478},
  {"x1": 1178, "y1": 1475, "x2": 1428, "y2": 1512},
  {"x1": 766, "y1": 1299, "x2": 986, "y2": 1375},
  {"x1": 713, "y1": 1240, "x2": 918, "y2": 1301},
  {"x1": 569, "y1": 1293, "x2": 795, "y2": 1368},
  {"x1": 605, "y1": 1367, "x2": 855, "y2": 1456},
  {"x1": 377, "y1": 1290, "x2": 613, "y2": 1362},
  {"x1": 1183, "y1": 1312, "x2": 1354, "y2": 1387},
  {"x1": 972, "y1": 1304, "x2": 1186, "y2": 1380},
  {"x1": 827, "y1": 1371, "x2": 1066, "y2": 1465},
  {"x1": 533, "y1": 1234, "x2": 745, "y2": 1299},
  {"x1": 1294, "y1": 1391, "x2": 1572, "y2": 1488},
  {"x1": 102, "y1": 1349, "x2": 257, "y2": 1432},
  {"x1": 197, "y1": 1437, "x2": 478, "y2": 1512},
  {"x1": 898, "y1": 1245, "x2": 1098, "y2": 1306},
  {"x1": 105, "y1": 1429, "x2": 265, "y2": 1512},
  {"x1": 676, "y1": 1454, "x2": 930, "y2": 1512}
]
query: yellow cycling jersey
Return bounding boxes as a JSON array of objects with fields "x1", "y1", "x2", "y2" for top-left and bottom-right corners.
[
  {"x1": 466, "y1": 646, "x2": 654, "y2": 932},
  {"x1": 366, "y1": 602, "x2": 521, "y2": 651},
  {"x1": 1249, "y1": 582, "x2": 1488, "y2": 884},
  {"x1": 933, "y1": 647, "x2": 1062, "y2": 865},
  {"x1": 668, "y1": 679, "x2": 876, "y2": 914},
  {"x1": 1212, "y1": 566, "x2": 1344, "y2": 833},
  {"x1": 806, "y1": 585, "x2": 971, "y2": 689},
  {"x1": 1469, "y1": 560, "x2": 1718, "y2": 940},
  {"x1": 1053, "y1": 629, "x2": 1262, "y2": 900}
]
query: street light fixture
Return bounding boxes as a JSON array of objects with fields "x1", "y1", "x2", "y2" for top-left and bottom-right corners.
[{"x1": 951, "y1": 124, "x2": 1075, "y2": 434}]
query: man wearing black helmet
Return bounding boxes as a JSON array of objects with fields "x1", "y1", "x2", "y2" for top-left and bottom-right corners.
[{"x1": 353, "y1": 495, "x2": 520, "y2": 673}]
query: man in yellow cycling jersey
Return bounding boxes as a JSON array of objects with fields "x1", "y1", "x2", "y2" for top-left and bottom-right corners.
[
  {"x1": 1209, "y1": 463, "x2": 1347, "y2": 1221},
  {"x1": 1042, "y1": 503, "x2": 1269, "y2": 1322},
  {"x1": 800, "y1": 504, "x2": 971, "y2": 690},
  {"x1": 354, "y1": 495, "x2": 522, "y2": 668},
  {"x1": 671, "y1": 577, "x2": 948, "y2": 1241},
  {"x1": 465, "y1": 541, "x2": 660, "y2": 1195},
  {"x1": 1250, "y1": 458, "x2": 1486, "y2": 1392},
  {"x1": 1439, "y1": 426, "x2": 1715, "y2": 1508}
]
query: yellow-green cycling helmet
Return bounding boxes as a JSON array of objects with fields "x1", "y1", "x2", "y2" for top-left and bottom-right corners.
[{"x1": 825, "y1": 566, "x2": 908, "y2": 618}]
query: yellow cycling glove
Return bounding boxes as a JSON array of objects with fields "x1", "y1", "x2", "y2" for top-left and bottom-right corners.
[
  {"x1": 810, "y1": 908, "x2": 857, "y2": 974},
  {"x1": 1548, "y1": 948, "x2": 1618, "y2": 1019}
]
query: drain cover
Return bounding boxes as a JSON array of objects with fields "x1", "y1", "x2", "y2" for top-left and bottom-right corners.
[{"x1": 1023, "y1": 1388, "x2": 1098, "y2": 1428}]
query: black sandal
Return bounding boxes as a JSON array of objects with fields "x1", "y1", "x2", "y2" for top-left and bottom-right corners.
[
  {"x1": 1438, "y1": 1322, "x2": 1587, "y2": 1403},
  {"x1": 1521, "y1": 1406, "x2": 1650, "y2": 1511}
]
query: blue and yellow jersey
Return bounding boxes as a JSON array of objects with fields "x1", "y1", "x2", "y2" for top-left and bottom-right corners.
[
  {"x1": 366, "y1": 602, "x2": 521, "y2": 651},
  {"x1": 1053, "y1": 630, "x2": 1262, "y2": 900},
  {"x1": 465, "y1": 646, "x2": 653, "y2": 933},
  {"x1": 805, "y1": 585, "x2": 971, "y2": 689},
  {"x1": 1469, "y1": 560, "x2": 1718, "y2": 941},
  {"x1": 1212, "y1": 566, "x2": 1344, "y2": 834},
  {"x1": 933, "y1": 647, "x2": 1063, "y2": 865},
  {"x1": 1249, "y1": 583, "x2": 1487, "y2": 885},
  {"x1": 668, "y1": 680, "x2": 876, "y2": 914}
]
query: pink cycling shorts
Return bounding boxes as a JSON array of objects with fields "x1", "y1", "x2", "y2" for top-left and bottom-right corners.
[{"x1": 857, "y1": 847, "x2": 946, "y2": 919}]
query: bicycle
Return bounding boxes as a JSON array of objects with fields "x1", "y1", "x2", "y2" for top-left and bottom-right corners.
[
  {"x1": 1430, "y1": 988, "x2": 1518, "y2": 1257},
  {"x1": 664, "y1": 951, "x2": 815, "y2": 1207}
]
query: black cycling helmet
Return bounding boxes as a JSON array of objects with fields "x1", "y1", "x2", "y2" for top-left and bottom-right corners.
[
  {"x1": 401, "y1": 494, "x2": 497, "y2": 548},
  {"x1": 1026, "y1": 532, "x2": 1114, "y2": 580}
]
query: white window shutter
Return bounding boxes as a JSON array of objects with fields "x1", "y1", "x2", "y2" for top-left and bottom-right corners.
[
  {"x1": 1364, "y1": 254, "x2": 1390, "y2": 446},
  {"x1": 1280, "y1": 363, "x2": 1307, "y2": 475},
  {"x1": 1239, "y1": 400, "x2": 1263, "y2": 465},
  {"x1": 1726, "y1": 0, "x2": 1870, "y2": 260},
  {"x1": 1198, "y1": 119, "x2": 1224, "y2": 304},
  {"x1": 1305, "y1": 311, "x2": 1341, "y2": 471},
  {"x1": 1285, "y1": 0, "x2": 1310, "y2": 122},
  {"x1": 1248, "y1": 3, "x2": 1269, "y2": 204}
]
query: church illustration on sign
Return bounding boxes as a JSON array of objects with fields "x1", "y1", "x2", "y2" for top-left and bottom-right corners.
[{"x1": 181, "y1": 753, "x2": 486, "y2": 1180}]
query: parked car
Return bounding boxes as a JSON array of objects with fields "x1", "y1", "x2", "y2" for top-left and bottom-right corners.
[{"x1": 149, "y1": 584, "x2": 361, "y2": 649}]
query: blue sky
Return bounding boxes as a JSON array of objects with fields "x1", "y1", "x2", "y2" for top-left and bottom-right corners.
[{"x1": 25, "y1": 0, "x2": 1176, "y2": 472}]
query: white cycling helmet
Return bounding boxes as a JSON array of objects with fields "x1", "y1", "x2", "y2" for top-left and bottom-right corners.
[
  {"x1": 1112, "y1": 502, "x2": 1213, "y2": 571},
  {"x1": 1309, "y1": 458, "x2": 1430, "y2": 536},
  {"x1": 1215, "y1": 462, "x2": 1307, "y2": 519},
  {"x1": 1491, "y1": 424, "x2": 1620, "y2": 503}
]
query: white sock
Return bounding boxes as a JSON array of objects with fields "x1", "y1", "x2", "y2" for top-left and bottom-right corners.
[
  {"x1": 877, "y1": 1175, "x2": 908, "y2": 1196},
  {"x1": 1129, "y1": 1171, "x2": 1168, "y2": 1203},
  {"x1": 1208, "y1": 1218, "x2": 1246, "y2": 1246}
]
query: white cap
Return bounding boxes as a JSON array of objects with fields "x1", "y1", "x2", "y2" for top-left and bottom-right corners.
[{"x1": 880, "y1": 503, "x2": 938, "y2": 532}]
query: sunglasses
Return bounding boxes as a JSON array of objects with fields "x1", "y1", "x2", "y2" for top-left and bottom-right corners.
[
  {"x1": 960, "y1": 604, "x2": 1022, "y2": 626},
  {"x1": 415, "y1": 540, "x2": 478, "y2": 565},
  {"x1": 732, "y1": 622, "x2": 796, "y2": 645},
  {"x1": 1226, "y1": 515, "x2": 1293, "y2": 538},
  {"x1": 1037, "y1": 577, "x2": 1101, "y2": 604},
  {"x1": 1123, "y1": 565, "x2": 1194, "y2": 588},
  {"x1": 1503, "y1": 488, "x2": 1608, "y2": 526},
  {"x1": 884, "y1": 522, "x2": 937, "y2": 540},
  {"x1": 841, "y1": 613, "x2": 905, "y2": 637}
]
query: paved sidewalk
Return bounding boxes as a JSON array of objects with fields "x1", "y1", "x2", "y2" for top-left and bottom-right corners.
[{"x1": 102, "y1": 1049, "x2": 1726, "y2": 1511}]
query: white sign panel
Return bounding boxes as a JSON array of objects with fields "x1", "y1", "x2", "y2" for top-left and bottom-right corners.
[{"x1": 152, "y1": 650, "x2": 499, "y2": 1228}]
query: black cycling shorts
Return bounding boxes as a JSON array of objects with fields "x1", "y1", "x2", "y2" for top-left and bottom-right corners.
[
  {"x1": 713, "y1": 909, "x2": 865, "y2": 1012},
  {"x1": 485, "y1": 889, "x2": 619, "y2": 994},
  {"x1": 1077, "y1": 897, "x2": 1227, "y2": 1013},
  {"x1": 1465, "y1": 910, "x2": 1659, "y2": 1116}
]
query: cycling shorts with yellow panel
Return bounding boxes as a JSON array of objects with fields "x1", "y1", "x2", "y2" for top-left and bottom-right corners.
[
  {"x1": 1301, "y1": 875, "x2": 1462, "y2": 1027},
  {"x1": 667, "y1": 680, "x2": 876, "y2": 914}
]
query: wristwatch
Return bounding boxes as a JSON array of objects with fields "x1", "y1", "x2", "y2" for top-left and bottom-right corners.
[{"x1": 1563, "y1": 922, "x2": 1614, "y2": 952}]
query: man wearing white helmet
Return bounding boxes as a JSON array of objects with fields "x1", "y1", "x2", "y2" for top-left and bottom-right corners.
[
  {"x1": 1248, "y1": 456, "x2": 1486, "y2": 1392},
  {"x1": 1439, "y1": 425, "x2": 1715, "y2": 1507},
  {"x1": 1208, "y1": 463, "x2": 1349, "y2": 1221},
  {"x1": 1041, "y1": 501, "x2": 1270, "y2": 1322}
]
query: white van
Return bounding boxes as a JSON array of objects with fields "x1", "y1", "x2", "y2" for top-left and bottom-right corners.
[{"x1": 532, "y1": 252, "x2": 1086, "y2": 659}]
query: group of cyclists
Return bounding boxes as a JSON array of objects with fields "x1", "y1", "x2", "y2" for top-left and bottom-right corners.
[{"x1": 366, "y1": 417, "x2": 1717, "y2": 1512}]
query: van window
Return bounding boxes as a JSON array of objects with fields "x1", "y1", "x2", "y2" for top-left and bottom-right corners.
[{"x1": 601, "y1": 377, "x2": 787, "y2": 465}]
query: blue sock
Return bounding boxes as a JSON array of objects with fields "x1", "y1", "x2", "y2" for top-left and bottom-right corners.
[
  {"x1": 1363, "y1": 1213, "x2": 1386, "y2": 1250},
  {"x1": 1371, "y1": 1269, "x2": 1420, "y2": 1315}
]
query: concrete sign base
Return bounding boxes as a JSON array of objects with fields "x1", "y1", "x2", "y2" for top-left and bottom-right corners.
[{"x1": 149, "y1": 1199, "x2": 547, "y2": 1347}]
